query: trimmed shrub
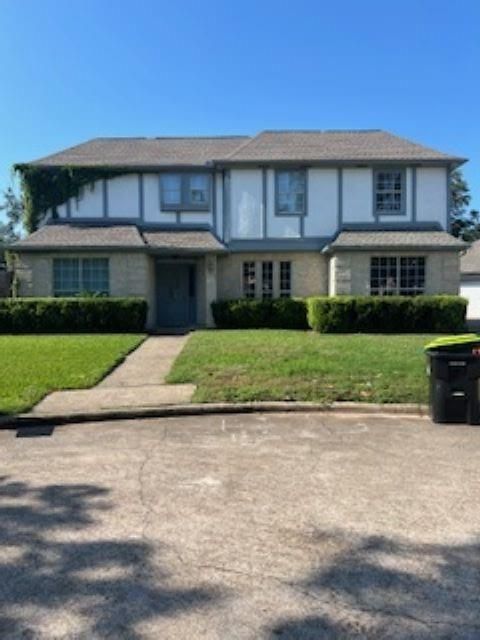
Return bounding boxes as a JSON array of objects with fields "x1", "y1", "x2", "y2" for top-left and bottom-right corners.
[
  {"x1": 307, "y1": 295, "x2": 467, "y2": 333},
  {"x1": 212, "y1": 298, "x2": 308, "y2": 330},
  {"x1": 0, "y1": 297, "x2": 147, "y2": 333}
]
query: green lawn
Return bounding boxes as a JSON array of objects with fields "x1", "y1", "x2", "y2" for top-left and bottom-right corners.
[
  {"x1": 167, "y1": 330, "x2": 436, "y2": 404},
  {"x1": 0, "y1": 334, "x2": 144, "y2": 414}
]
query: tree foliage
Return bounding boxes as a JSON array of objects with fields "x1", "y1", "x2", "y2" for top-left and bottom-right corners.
[
  {"x1": 450, "y1": 169, "x2": 480, "y2": 241},
  {"x1": 0, "y1": 187, "x2": 23, "y2": 245},
  {"x1": 14, "y1": 165, "x2": 127, "y2": 233}
]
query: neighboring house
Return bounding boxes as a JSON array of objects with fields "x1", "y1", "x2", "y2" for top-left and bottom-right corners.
[
  {"x1": 460, "y1": 240, "x2": 480, "y2": 324},
  {"x1": 12, "y1": 130, "x2": 467, "y2": 329}
]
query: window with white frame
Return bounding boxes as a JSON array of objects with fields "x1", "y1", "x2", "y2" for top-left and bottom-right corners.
[
  {"x1": 374, "y1": 169, "x2": 405, "y2": 214},
  {"x1": 160, "y1": 173, "x2": 210, "y2": 210},
  {"x1": 53, "y1": 258, "x2": 109, "y2": 296},
  {"x1": 279, "y1": 261, "x2": 292, "y2": 297},
  {"x1": 276, "y1": 170, "x2": 306, "y2": 215},
  {"x1": 242, "y1": 261, "x2": 256, "y2": 298},
  {"x1": 262, "y1": 261, "x2": 273, "y2": 299},
  {"x1": 370, "y1": 256, "x2": 425, "y2": 295}
]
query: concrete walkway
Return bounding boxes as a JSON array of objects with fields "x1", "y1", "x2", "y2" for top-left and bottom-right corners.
[{"x1": 32, "y1": 335, "x2": 195, "y2": 415}]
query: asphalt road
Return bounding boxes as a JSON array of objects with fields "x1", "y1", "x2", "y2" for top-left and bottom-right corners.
[{"x1": 0, "y1": 412, "x2": 479, "y2": 639}]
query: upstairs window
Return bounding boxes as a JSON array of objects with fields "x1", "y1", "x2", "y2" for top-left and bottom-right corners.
[
  {"x1": 370, "y1": 256, "x2": 425, "y2": 295},
  {"x1": 242, "y1": 262, "x2": 256, "y2": 298},
  {"x1": 374, "y1": 169, "x2": 405, "y2": 215},
  {"x1": 276, "y1": 170, "x2": 306, "y2": 215},
  {"x1": 160, "y1": 174, "x2": 210, "y2": 210},
  {"x1": 53, "y1": 258, "x2": 109, "y2": 296}
]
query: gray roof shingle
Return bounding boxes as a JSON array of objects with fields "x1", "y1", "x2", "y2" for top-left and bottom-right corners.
[
  {"x1": 221, "y1": 130, "x2": 465, "y2": 164},
  {"x1": 326, "y1": 230, "x2": 466, "y2": 252},
  {"x1": 461, "y1": 239, "x2": 480, "y2": 273},
  {"x1": 13, "y1": 223, "x2": 226, "y2": 253},
  {"x1": 141, "y1": 229, "x2": 226, "y2": 252},
  {"x1": 20, "y1": 130, "x2": 465, "y2": 168},
  {"x1": 13, "y1": 224, "x2": 144, "y2": 249},
  {"x1": 27, "y1": 137, "x2": 251, "y2": 168}
]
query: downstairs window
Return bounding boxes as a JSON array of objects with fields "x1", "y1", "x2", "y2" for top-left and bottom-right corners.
[
  {"x1": 370, "y1": 256, "x2": 425, "y2": 295},
  {"x1": 53, "y1": 258, "x2": 109, "y2": 296}
]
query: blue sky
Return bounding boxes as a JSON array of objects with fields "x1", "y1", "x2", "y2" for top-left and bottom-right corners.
[{"x1": 1, "y1": 0, "x2": 478, "y2": 224}]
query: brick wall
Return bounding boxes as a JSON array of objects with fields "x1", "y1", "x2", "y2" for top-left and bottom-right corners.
[
  {"x1": 329, "y1": 250, "x2": 461, "y2": 296},
  {"x1": 217, "y1": 252, "x2": 328, "y2": 299}
]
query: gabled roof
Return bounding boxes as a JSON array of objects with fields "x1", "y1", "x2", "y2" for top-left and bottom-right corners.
[
  {"x1": 12, "y1": 223, "x2": 227, "y2": 253},
  {"x1": 219, "y1": 130, "x2": 465, "y2": 164},
  {"x1": 325, "y1": 229, "x2": 467, "y2": 252},
  {"x1": 26, "y1": 137, "x2": 251, "y2": 168},
  {"x1": 19, "y1": 130, "x2": 465, "y2": 169},
  {"x1": 461, "y1": 239, "x2": 480, "y2": 274}
]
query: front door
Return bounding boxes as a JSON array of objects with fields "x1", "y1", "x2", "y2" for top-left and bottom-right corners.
[{"x1": 156, "y1": 263, "x2": 196, "y2": 327}]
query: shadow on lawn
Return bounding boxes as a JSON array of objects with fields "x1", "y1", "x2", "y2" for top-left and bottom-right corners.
[
  {"x1": 270, "y1": 529, "x2": 480, "y2": 640},
  {"x1": 0, "y1": 475, "x2": 220, "y2": 638}
]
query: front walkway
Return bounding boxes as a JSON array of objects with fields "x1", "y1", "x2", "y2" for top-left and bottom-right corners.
[{"x1": 32, "y1": 335, "x2": 195, "y2": 415}]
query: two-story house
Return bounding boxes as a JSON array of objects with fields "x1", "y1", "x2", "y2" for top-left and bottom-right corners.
[{"x1": 12, "y1": 130, "x2": 466, "y2": 328}]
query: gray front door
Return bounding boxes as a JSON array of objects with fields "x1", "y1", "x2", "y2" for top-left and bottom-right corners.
[{"x1": 156, "y1": 262, "x2": 196, "y2": 327}]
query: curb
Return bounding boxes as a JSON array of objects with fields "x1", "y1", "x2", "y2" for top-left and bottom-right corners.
[{"x1": 0, "y1": 401, "x2": 430, "y2": 430}]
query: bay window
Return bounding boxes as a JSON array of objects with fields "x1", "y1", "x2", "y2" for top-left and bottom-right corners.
[{"x1": 370, "y1": 256, "x2": 425, "y2": 295}]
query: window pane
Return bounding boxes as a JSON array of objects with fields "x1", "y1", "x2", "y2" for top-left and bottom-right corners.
[
  {"x1": 82, "y1": 258, "x2": 109, "y2": 295},
  {"x1": 400, "y1": 257, "x2": 425, "y2": 295},
  {"x1": 243, "y1": 262, "x2": 256, "y2": 298},
  {"x1": 161, "y1": 175, "x2": 181, "y2": 206},
  {"x1": 53, "y1": 258, "x2": 80, "y2": 296},
  {"x1": 262, "y1": 262, "x2": 273, "y2": 299},
  {"x1": 375, "y1": 169, "x2": 404, "y2": 214},
  {"x1": 280, "y1": 261, "x2": 291, "y2": 298},
  {"x1": 276, "y1": 170, "x2": 306, "y2": 214},
  {"x1": 187, "y1": 174, "x2": 209, "y2": 206},
  {"x1": 370, "y1": 256, "x2": 398, "y2": 295}
]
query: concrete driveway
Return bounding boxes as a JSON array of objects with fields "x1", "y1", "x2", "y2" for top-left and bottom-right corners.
[{"x1": 0, "y1": 412, "x2": 479, "y2": 639}]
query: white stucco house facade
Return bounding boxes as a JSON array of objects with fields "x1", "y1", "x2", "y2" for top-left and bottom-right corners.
[{"x1": 12, "y1": 130, "x2": 467, "y2": 328}]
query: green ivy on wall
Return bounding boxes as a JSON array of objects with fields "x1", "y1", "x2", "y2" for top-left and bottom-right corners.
[{"x1": 14, "y1": 165, "x2": 128, "y2": 233}]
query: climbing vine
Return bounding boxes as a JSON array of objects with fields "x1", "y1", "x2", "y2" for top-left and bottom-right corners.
[{"x1": 14, "y1": 165, "x2": 128, "y2": 233}]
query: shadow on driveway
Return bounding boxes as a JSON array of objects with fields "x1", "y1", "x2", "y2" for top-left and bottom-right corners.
[
  {"x1": 0, "y1": 475, "x2": 220, "y2": 638},
  {"x1": 270, "y1": 528, "x2": 480, "y2": 639}
]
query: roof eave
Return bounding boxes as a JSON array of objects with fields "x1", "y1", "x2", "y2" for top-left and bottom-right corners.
[
  {"x1": 11, "y1": 244, "x2": 146, "y2": 253},
  {"x1": 324, "y1": 244, "x2": 466, "y2": 254},
  {"x1": 18, "y1": 163, "x2": 217, "y2": 172},
  {"x1": 214, "y1": 157, "x2": 467, "y2": 168}
]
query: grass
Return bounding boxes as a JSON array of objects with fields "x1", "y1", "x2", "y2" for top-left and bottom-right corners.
[
  {"x1": 0, "y1": 334, "x2": 144, "y2": 414},
  {"x1": 167, "y1": 330, "x2": 436, "y2": 404}
]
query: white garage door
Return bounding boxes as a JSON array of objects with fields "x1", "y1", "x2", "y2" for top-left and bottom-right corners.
[{"x1": 460, "y1": 280, "x2": 480, "y2": 319}]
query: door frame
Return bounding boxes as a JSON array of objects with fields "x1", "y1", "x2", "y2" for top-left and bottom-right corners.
[{"x1": 155, "y1": 259, "x2": 197, "y2": 328}]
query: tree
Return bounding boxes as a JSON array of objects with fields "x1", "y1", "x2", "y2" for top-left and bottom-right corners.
[
  {"x1": 450, "y1": 169, "x2": 480, "y2": 241},
  {"x1": 0, "y1": 187, "x2": 23, "y2": 245}
]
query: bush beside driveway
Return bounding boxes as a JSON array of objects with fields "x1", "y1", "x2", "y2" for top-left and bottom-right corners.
[{"x1": 167, "y1": 330, "x2": 436, "y2": 404}]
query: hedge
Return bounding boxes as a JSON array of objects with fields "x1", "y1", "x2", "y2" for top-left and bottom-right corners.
[
  {"x1": 212, "y1": 295, "x2": 467, "y2": 333},
  {"x1": 211, "y1": 298, "x2": 309, "y2": 330},
  {"x1": 307, "y1": 295, "x2": 467, "y2": 333},
  {"x1": 0, "y1": 297, "x2": 147, "y2": 333}
]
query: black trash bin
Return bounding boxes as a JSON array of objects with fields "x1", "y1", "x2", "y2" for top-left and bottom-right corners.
[{"x1": 425, "y1": 335, "x2": 480, "y2": 424}]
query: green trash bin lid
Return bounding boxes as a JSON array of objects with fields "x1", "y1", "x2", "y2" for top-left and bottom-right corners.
[{"x1": 424, "y1": 334, "x2": 480, "y2": 352}]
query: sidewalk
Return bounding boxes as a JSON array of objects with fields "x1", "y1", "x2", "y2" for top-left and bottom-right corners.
[{"x1": 31, "y1": 335, "x2": 195, "y2": 416}]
